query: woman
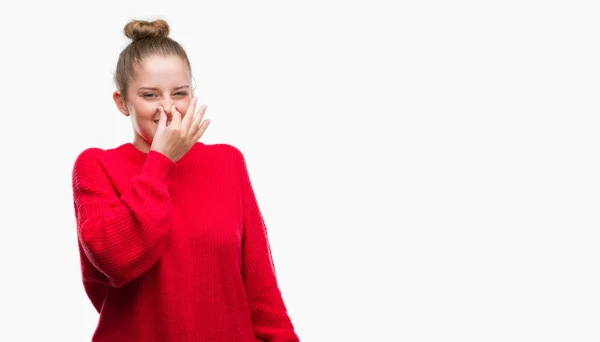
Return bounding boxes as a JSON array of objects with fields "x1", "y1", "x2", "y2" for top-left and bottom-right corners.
[{"x1": 71, "y1": 18, "x2": 299, "y2": 341}]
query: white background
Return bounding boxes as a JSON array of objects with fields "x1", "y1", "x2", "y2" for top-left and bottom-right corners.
[{"x1": 1, "y1": 1, "x2": 599, "y2": 341}]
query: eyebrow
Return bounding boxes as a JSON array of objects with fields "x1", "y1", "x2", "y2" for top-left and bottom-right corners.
[{"x1": 138, "y1": 85, "x2": 190, "y2": 91}]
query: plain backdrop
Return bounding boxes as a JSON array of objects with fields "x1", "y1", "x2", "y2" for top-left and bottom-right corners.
[{"x1": 1, "y1": 0, "x2": 599, "y2": 341}]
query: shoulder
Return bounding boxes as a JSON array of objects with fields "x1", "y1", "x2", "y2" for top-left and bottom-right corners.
[
  {"x1": 198, "y1": 142, "x2": 247, "y2": 165},
  {"x1": 71, "y1": 148, "x2": 107, "y2": 190},
  {"x1": 73, "y1": 147, "x2": 105, "y2": 170},
  {"x1": 201, "y1": 142, "x2": 243, "y2": 155},
  {"x1": 72, "y1": 144, "x2": 128, "y2": 176}
]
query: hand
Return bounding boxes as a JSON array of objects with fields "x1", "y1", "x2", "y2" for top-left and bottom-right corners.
[{"x1": 150, "y1": 97, "x2": 210, "y2": 162}]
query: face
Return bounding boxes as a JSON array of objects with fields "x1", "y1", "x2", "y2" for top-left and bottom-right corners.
[{"x1": 113, "y1": 54, "x2": 192, "y2": 151}]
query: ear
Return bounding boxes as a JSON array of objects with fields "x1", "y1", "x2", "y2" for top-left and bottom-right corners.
[{"x1": 113, "y1": 91, "x2": 130, "y2": 117}]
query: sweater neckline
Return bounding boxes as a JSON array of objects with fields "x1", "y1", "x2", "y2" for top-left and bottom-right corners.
[
  {"x1": 118, "y1": 142, "x2": 204, "y2": 166},
  {"x1": 118, "y1": 143, "x2": 148, "y2": 165}
]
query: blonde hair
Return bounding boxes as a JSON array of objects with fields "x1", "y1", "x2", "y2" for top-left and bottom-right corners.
[{"x1": 114, "y1": 19, "x2": 192, "y2": 100}]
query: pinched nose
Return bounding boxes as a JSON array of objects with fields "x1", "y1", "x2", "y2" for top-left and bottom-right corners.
[
  {"x1": 157, "y1": 105, "x2": 175, "y2": 118},
  {"x1": 159, "y1": 97, "x2": 175, "y2": 112}
]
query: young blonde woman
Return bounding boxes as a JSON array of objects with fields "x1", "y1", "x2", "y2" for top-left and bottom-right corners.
[{"x1": 71, "y1": 19, "x2": 299, "y2": 341}]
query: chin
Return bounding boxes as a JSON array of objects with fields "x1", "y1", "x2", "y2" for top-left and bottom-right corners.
[{"x1": 137, "y1": 129, "x2": 155, "y2": 145}]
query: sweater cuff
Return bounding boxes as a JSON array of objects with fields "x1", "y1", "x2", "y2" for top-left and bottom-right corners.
[{"x1": 141, "y1": 150, "x2": 177, "y2": 184}]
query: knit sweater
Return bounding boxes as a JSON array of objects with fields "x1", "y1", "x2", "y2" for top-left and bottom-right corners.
[{"x1": 71, "y1": 142, "x2": 298, "y2": 341}]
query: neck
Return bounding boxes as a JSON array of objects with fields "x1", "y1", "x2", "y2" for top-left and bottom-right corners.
[{"x1": 132, "y1": 133, "x2": 151, "y2": 153}]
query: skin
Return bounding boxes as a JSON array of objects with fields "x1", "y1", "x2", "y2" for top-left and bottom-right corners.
[{"x1": 113, "y1": 54, "x2": 196, "y2": 153}]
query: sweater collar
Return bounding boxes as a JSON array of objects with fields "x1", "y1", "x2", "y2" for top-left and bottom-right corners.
[{"x1": 118, "y1": 142, "x2": 203, "y2": 166}]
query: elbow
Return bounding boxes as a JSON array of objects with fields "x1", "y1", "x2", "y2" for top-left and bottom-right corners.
[
  {"x1": 108, "y1": 275, "x2": 133, "y2": 288},
  {"x1": 79, "y1": 237, "x2": 165, "y2": 289},
  {"x1": 94, "y1": 255, "x2": 160, "y2": 289}
]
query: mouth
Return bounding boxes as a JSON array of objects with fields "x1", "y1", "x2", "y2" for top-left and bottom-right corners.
[{"x1": 154, "y1": 119, "x2": 172, "y2": 126}]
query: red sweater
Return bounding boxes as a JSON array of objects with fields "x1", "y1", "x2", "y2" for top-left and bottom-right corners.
[{"x1": 71, "y1": 142, "x2": 298, "y2": 341}]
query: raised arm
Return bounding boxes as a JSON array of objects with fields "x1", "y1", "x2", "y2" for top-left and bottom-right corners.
[{"x1": 72, "y1": 148, "x2": 176, "y2": 288}]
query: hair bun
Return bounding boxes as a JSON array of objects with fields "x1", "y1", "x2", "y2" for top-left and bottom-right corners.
[{"x1": 124, "y1": 19, "x2": 170, "y2": 41}]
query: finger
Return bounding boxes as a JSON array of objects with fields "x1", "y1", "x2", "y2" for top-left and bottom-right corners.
[
  {"x1": 192, "y1": 119, "x2": 211, "y2": 142},
  {"x1": 191, "y1": 104, "x2": 207, "y2": 132},
  {"x1": 182, "y1": 97, "x2": 198, "y2": 130},
  {"x1": 170, "y1": 104, "x2": 182, "y2": 129},
  {"x1": 157, "y1": 106, "x2": 167, "y2": 128}
]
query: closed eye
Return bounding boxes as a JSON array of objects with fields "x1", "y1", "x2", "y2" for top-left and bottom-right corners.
[{"x1": 142, "y1": 92, "x2": 187, "y2": 98}]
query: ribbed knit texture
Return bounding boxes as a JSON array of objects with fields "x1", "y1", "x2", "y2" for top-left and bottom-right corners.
[{"x1": 71, "y1": 142, "x2": 298, "y2": 342}]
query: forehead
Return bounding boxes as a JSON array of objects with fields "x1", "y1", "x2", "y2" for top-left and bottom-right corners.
[{"x1": 131, "y1": 55, "x2": 190, "y2": 86}]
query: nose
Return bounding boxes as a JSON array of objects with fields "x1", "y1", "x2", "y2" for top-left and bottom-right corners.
[{"x1": 160, "y1": 100, "x2": 175, "y2": 114}]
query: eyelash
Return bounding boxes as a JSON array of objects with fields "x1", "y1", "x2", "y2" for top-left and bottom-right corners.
[{"x1": 142, "y1": 92, "x2": 188, "y2": 98}]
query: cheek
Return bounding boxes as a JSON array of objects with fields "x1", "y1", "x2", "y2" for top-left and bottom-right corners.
[
  {"x1": 177, "y1": 98, "x2": 192, "y2": 114},
  {"x1": 132, "y1": 102, "x2": 157, "y2": 120}
]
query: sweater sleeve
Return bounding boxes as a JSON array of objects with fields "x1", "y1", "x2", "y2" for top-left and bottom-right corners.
[
  {"x1": 237, "y1": 150, "x2": 299, "y2": 342},
  {"x1": 72, "y1": 148, "x2": 176, "y2": 288}
]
